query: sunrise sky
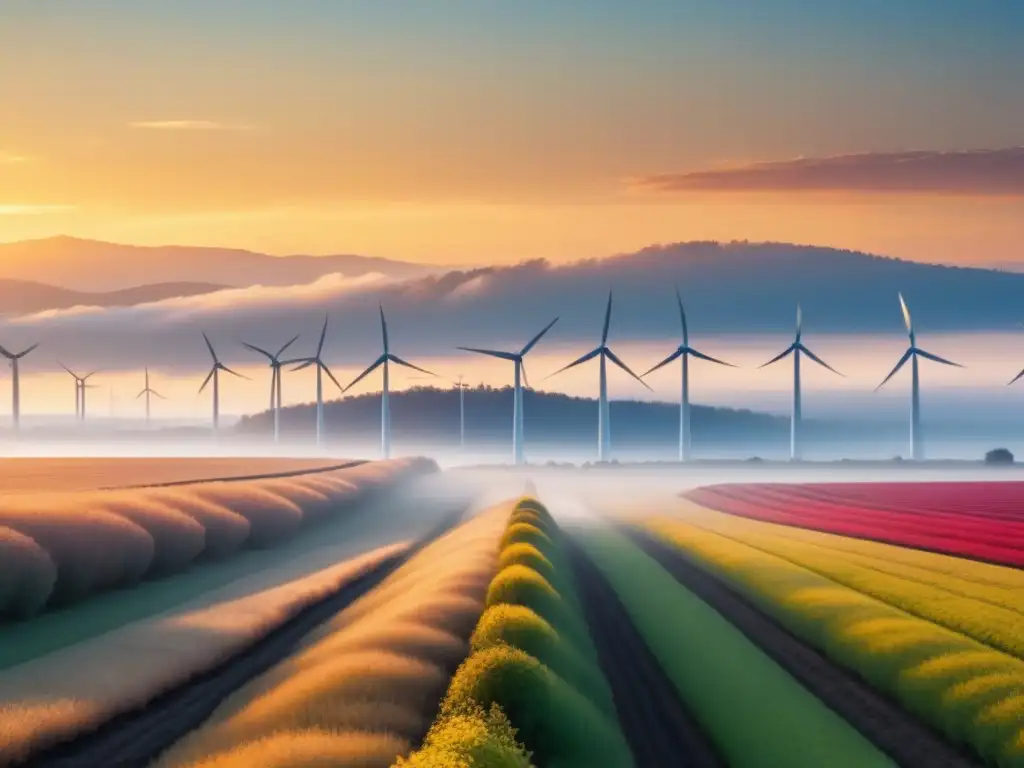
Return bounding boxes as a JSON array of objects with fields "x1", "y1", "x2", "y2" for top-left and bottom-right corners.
[{"x1": 2, "y1": 1, "x2": 1024, "y2": 266}]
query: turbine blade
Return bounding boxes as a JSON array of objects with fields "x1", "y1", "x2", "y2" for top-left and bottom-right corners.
[
  {"x1": 456, "y1": 346, "x2": 518, "y2": 361},
  {"x1": 321, "y1": 362, "x2": 343, "y2": 391},
  {"x1": 545, "y1": 347, "x2": 602, "y2": 379},
  {"x1": 288, "y1": 358, "x2": 315, "y2": 371},
  {"x1": 135, "y1": 390, "x2": 146, "y2": 400},
  {"x1": 202, "y1": 332, "x2": 218, "y2": 362},
  {"x1": 317, "y1": 315, "x2": 329, "y2": 355},
  {"x1": 1009, "y1": 369, "x2": 1024, "y2": 386},
  {"x1": 601, "y1": 291, "x2": 613, "y2": 345},
  {"x1": 798, "y1": 344, "x2": 843, "y2": 376},
  {"x1": 520, "y1": 317, "x2": 559, "y2": 356},
  {"x1": 388, "y1": 354, "x2": 435, "y2": 377},
  {"x1": 152, "y1": 390, "x2": 167, "y2": 400},
  {"x1": 687, "y1": 348, "x2": 736, "y2": 367},
  {"x1": 379, "y1": 304, "x2": 389, "y2": 354},
  {"x1": 276, "y1": 334, "x2": 301, "y2": 358},
  {"x1": 242, "y1": 342, "x2": 273, "y2": 361},
  {"x1": 0, "y1": 344, "x2": 12, "y2": 360},
  {"x1": 16, "y1": 343, "x2": 39, "y2": 358},
  {"x1": 641, "y1": 349, "x2": 682, "y2": 377},
  {"x1": 605, "y1": 348, "x2": 653, "y2": 391},
  {"x1": 343, "y1": 354, "x2": 386, "y2": 392},
  {"x1": 58, "y1": 361, "x2": 77, "y2": 377},
  {"x1": 220, "y1": 364, "x2": 248, "y2": 380},
  {"x1": 675, "y1": 287, "x2": 689, "y2": 346},
  {"x1": 796, "y1": 304, "x2": 802, "y2": 338},
  {"x1": 875, "y1": 348, "x2": 913, "y2": 391},
  {"x1": 199, "y1": 368, "x2": 215, "y2": 394},
  {"x1": 916, "y1": 349, "x2": 964, "y2": 368},
  {"x1": 759, "y1": 345, "x2": 795, "y2": 369},
  {"x1": 520, "y1": 360, "x2": 531, "y2": 389},
  {"x1": 899, "y1": 292, "x2": 913, "y2": 336}
]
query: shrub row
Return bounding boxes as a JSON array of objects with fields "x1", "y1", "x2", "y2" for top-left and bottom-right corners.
[
  {"x1": 403, "y1": 498, "x2": 633, "y2": 768},
  {"x1": 158, "y1": 502, "x2": 509, "y2": 768},
  {"x1": 0, "y1": 457, "x2": 436, "y2": 617}
]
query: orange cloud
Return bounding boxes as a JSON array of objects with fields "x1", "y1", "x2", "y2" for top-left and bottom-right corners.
[
  {"x1": 128, "y1": 120, "x2": 252, "y2": 131},
  {"x1": 634, "y1": 148, "x2": 1024, "y2": 196}
]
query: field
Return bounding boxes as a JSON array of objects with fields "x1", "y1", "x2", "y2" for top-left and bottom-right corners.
[{"x1": 3, "y1": 467, "x2": 1024, "y2": 767}]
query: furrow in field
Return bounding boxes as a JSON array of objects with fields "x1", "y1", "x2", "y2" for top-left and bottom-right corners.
[
  {"x1": 563, "y1": 533, "x2": 723, "y2": 768},
  {"x1": 23, "y1": 505, "x2": 467, "y2": 768},
  {"x1": 630, "y1": 526, "x2": 980, "y2": 768}
]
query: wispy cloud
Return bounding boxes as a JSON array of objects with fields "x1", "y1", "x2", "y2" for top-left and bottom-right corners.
[
  {"x1": 633, "y1": 148, "x2": 1024, "y2": 196},
  {"x1": 0, "y1": 204, "x2": 74, "y2": 216},
  {"x1": 0, "y1": 152, "x2": 31, "y2": 164},
  {"x1": 128, "y1": 120, "x2": 253, "y2": 131}
]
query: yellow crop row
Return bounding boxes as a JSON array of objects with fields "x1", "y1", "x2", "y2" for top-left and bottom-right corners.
[
  {"x1": 158, "y1": 503, "x2": 508, "y2": 768},
  {"x1": 642, "y1": 514, "x2": 1024, "y2": 768}
]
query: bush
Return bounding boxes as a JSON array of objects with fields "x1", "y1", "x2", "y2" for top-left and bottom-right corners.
[
  {"x1": 486, "y1": 566, "x2": 562, "y2": 619},
  {"x1": 471, "y1": 605, "x2": 559, "y2": 660},
  {"x1": 146, "y1": 489, "x2": 252, "y2": 559},
  {"x1": 500, "y1": 523, "x2": 551, "y2": 552},
  {"x1": 96, "y1": 493, "x2": 207, "y2": 575},
  {"x1": 398, "y1": 701, "x2": 533, "y2": 768},
  {"x1": 0, "y1": 526, "x2": 57, "y2": 617},
  {"x1": 192, "y1": 485, "x2": 305, "y2": 547},
  {"x1": 497, "y1": 543, "x2": 556, "y2": 584},
  {"x1": 985, "y1": 447, "x2": 1014, "y2": 465}
]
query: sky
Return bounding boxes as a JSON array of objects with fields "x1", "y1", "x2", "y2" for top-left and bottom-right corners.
[{"x1": 2, "y1": 1, "x2": 1024, "y2": 266}]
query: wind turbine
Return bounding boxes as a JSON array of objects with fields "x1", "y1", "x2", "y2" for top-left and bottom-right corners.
[
  {"x1": 760, "y1": 305, "x2": 842, "y2": 461},
  {"x1": 0, "y1": 341, "x2": 38, "y2": 431},
  {"x1": 283, "y1": 316, "x2": 342, "y2": 447},
  {"x1": 59, "y1": 363, "x2": 99, "y2": 422},
  {"x1": 243, "y1": 334, "x2": 299, "y2": 442},
  {"x1": 547, "y1": 292, "x2": 650, "y2": 462},
  {"x1": 343, "y1": 305, "x2": 435, "y2": 459},
  {"x1": 136, "y1": 366, "x2": 166, "y2": 426},
  {"x1": 457, "y1": 317, "x2": 558, "y2": 465},
  {"x1": 642, "y1": 289, "x2": 735, "y2": 462},
  {"x1": 877, "y1": 293, "x2": 963, "y2": 461},
  {"x1": 199, "y1": 333, "x2": 247, "y2": 432}
]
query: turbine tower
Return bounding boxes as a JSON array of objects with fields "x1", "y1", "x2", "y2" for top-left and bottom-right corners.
[
  {"x1": 642, "y1": 289, "x2": 735, "y2": 462},
  {"x1": 455, "y1": 375, "x2": 468, "y2": 450},
  {"x1": 343, "y1": 305, "x2": 435, "y2": 459},
  {"x1": 135, "y1": 366, "x2": 166, "y2": 426},
  {"x1": 199, "y1": 333, "x2": 246, "y2": 432},
  {"x1": 0, "y1": 342, "x2": 38, "y2": 431},
  {"x1": 59, "y1": 364, "x2": 99, "y2": 422},
  {"x1": 243, "y1": 334, "x2": 299, "y2": 442},
  {"x1": 284, "y1": 316, "x2": 342, "y2": 447},
  {"x1": 759, "y1": 305, "x2": 842, "y2": 461},
  {"x1": 458, "y1": 317, "x2": 558, "y2": 465},
  {"x1": 547, "y1": 292, "x2": 649, "y2": 462},
  {"x1": 877, "y1": 293, "x2": 963, "y2": 461}
]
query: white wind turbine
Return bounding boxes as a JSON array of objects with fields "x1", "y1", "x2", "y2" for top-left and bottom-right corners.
[
  {"x1": 243, "y1": 334, "x2": 300, "y2": 442},
  {"x1": 199, "y1": 333, "x2": 247, "y2": 432},
  {"x1": 136, "y1": 366, "x2": 166, "y2": 426},
  {"x1": 284, "y1": 316, "x2": 343, "y2": 447},
  {"x1": 877, "y1": 293, "x2": 963, "y2": 461},
  {"x1": 343, "y1": 305, "x2": 435, "y2": 459},
  {"x1": 547, "y1": 292, "x2": 650, "y2": 462},
  {"x1": 458, "y1": 317, "x2": 558, "y2": 465},
  {"x1": 759, "y1": 304, "x2": 842, "y2": 461},
  {"x1": 59, "y1": 363, "x2": 99, "y2": 422},
  {"x1": 642, "y1": 288, "x2": 735, "y2": 462},
  {"x1": 0, "y1": 341, "x2": 38, "y2": 431}
]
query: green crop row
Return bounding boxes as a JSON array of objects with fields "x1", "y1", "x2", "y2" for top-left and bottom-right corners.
[{"x1": 400, "y1": 498, "x2": 633, "y2": 768}]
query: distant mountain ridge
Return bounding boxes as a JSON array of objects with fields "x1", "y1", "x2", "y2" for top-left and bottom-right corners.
[
  {"x1": 0, "y1": 236, "x2": 440, "y2": 292},
  {"x1": 0, "y1": 278, "x2": 227, "y2": 315}
]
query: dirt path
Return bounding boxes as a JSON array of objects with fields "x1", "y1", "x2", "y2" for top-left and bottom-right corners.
[
  {"x1": 564, "y1": 535, "x2": 724, "y2": 768},
  {"x1": 24, "y1": 507, "x2": 466, "y2": 768},
  {"x1": 629, "y1": 527, "x2": 981, "y2": 768}
]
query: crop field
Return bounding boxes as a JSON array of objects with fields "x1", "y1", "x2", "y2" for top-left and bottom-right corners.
[
  {"x1": 0, "y1": 457, "x2": 346, "y2": 495},
  {"x1": 4, "y1": 470, "x2": 1024, "y2": 767}
]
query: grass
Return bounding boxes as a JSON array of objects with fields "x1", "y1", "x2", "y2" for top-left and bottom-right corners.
[
  {"x1": 576, "y1": 525, "x2": 893, "y2": 768},
  {"x1": 0, "y1": 543, "x2": 405, "y2": 766},
  {"x1": 157, "y1": 502, "x2": 510, "y2": 768},
  {"x1": 643, "y1": 514, "x2": 1024, "y2": 767},
  {"x1": 0, "y1": 457, "x2": 434, "y2": 618},
  {"x1": 407, "y1": 498, "x2": 632, "y2": 768},
  {"x1": 0, "y1": 469, "x2": 459, "y2": 671}
]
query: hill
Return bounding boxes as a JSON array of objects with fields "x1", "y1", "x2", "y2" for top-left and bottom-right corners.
[
  {"x1": 0, "y1": 236, "x2": 440, "y2": 292},
  {"x1": 0, "y1": 279, "x2": 226, "y2": 315},
  {"x1": 236, "y1": 385, "x2": 787, "y2": 448}
]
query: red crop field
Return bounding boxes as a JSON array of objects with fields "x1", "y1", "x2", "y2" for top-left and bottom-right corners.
[{"x1": 688, "y1": 482, "x2": 1024, "y2": 567}]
